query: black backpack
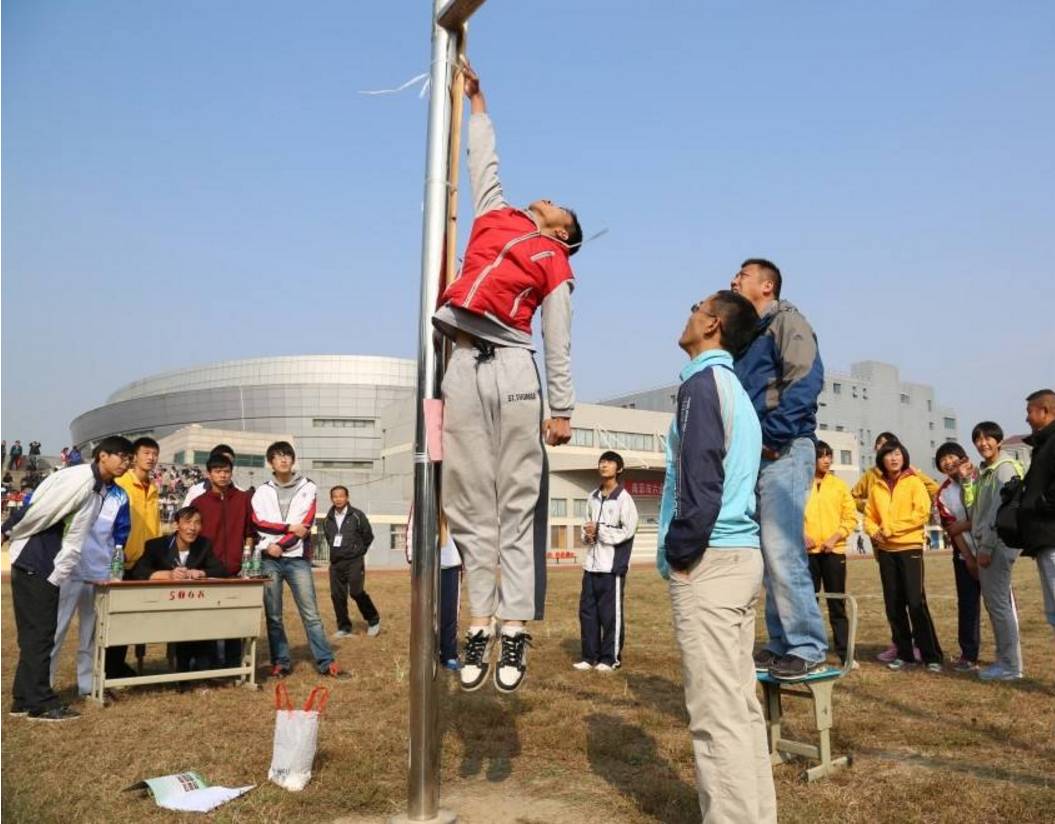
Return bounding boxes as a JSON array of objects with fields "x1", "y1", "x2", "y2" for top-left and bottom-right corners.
[{"x1": 995, "y1": 476, "x2": 1025, "y2": 550}]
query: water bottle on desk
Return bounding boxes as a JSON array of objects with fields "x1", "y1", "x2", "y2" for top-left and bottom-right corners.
[
  {"x1": 110, "y1": 544, "x2": 125, "y2": 581},
  {"x1": 240, "y1": 546, "x2": 252, "y2": 578},
  {"x1": 251, "y1": 547, "x2": 262, "y2": 577}
]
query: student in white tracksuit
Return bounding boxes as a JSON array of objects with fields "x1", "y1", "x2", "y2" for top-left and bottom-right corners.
[
  {"x1": 574, "y1": 451, "x2": 638, "y2": 672},
  {"x1": 50, "y1": 484, "x2": 130, "y2": 696}
]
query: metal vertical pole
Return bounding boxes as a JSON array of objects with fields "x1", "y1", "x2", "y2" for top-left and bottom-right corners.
[{"x1": 395, "y1": 2, "x2": 457, "y2": 823}]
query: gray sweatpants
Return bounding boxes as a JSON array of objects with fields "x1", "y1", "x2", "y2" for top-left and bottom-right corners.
[
  {"x1": 442, "y1": 342, "x2": 548, "y2": 622},
  {"x1": 979, "y1": 543, "x2": 1022, "y2": 672}
]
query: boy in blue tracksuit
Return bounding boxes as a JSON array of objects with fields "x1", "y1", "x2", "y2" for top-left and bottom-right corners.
[{"x1": 658, "y1": 290, "x2": 777, "y2": 824}]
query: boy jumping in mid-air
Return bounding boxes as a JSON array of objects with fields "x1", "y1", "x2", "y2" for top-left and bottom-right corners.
[{"x1": 432, "y1": 63, "x2": 583, "y2": 693}]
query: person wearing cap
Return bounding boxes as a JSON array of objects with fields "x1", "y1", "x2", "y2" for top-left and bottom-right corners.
[{"x1": 574, "y1": 451, "x2": 638, "y2": 672}]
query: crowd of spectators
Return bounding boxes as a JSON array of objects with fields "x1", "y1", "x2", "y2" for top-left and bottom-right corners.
[{"x1": 153, "y1": 464, "x2": 205, "y2": 523}]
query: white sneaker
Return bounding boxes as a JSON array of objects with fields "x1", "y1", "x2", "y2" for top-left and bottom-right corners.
[
  {"x1": 595, "y1": 663, "x2": 616, "y2": 673},
  {"x1": 367, "y1": 621, "x2": 381, "y2": 637},
  {"x1": 333, "y1": 629, "x2": 352, "y2": 639},
  {"x1": 494, "y1": 630, "x2": 532, "y2": 693},
  {"x1": 572, "y1": 661, "x2": 593, "y2": 671},
  {"x1": 459, "y1": 627, "x2": 495, "y2": 691}
]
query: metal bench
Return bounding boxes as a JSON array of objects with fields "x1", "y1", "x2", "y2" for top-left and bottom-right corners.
[{"x1": 756, "y1": 592, "x2": 858, "y2": 782}]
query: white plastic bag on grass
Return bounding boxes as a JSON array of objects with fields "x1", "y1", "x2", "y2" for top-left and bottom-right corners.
[{"x1": 268, "y1": 683, "x2": 329, "y2": 792}]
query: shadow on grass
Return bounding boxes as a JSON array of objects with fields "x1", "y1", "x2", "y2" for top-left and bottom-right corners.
[
  {"x1": 842, "y1": 681, "x2": 1055, "y2": 759},
  {"x1": 625, "y1": 673, "x2": 688, "y2": 722},
  {"x1": 445, "y1": 689, "x2": 522, "y2": 783},
  {"x1": 856, "y1": 746, "x2": 1055, "y2": 789},
  {"x1": 585, "y1": 712, "x2": 698, "y2": 824},
  {"x1": 559, "y1": 637, "x2": 582, "y2": 662}
]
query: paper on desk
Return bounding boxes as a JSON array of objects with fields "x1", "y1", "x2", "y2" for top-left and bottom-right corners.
[{"x1": 125, "y1": 771, "x2": 254, "y2": 813}]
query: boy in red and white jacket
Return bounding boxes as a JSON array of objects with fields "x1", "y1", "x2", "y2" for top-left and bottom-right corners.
[
  {"x1": 251, "y1": 441, "x2": 345, "y2": 679},
  {"x1": 432, "y1": 64, "x2": 583, "y2": 694}
]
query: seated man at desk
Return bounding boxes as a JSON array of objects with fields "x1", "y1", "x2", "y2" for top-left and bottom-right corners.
[{"x1": 132, "y1": 506, "x2": 227, "y2": 672}]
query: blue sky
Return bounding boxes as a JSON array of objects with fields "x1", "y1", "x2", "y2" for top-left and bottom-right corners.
[{"x1": 3, "y1": 1, "x2": 1053, "y2": 452}]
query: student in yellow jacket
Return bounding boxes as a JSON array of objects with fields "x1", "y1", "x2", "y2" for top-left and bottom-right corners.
[
  {"x1": 852, "y1": 431, "x2": 940, "y2": 514},
  {"x1": 865, "y1": 442, "x2": 943, "y2": 671},
  {"x1": 109, "y1": 436, "x2": 161, "y2": 678},
  {"x1": 804, "y1": 441, "x2": 858, "y2": 664}
]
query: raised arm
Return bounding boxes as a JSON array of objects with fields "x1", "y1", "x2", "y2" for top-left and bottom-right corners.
[{"x1": 463, "y1": 64, "x2": 508, "y2": 217}]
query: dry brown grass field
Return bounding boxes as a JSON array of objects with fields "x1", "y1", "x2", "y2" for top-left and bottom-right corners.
[{"x1": 2, "y1": 554, "x2": 1054, "y2": 823}]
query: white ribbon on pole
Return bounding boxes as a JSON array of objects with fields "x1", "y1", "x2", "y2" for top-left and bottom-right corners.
[{"x1": 359, "y1": 72, "x2": 431, "y2": 98}]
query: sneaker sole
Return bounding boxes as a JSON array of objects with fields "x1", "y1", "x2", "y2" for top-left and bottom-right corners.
[
  {"x1": 494, "y1": 672, "x2": 526, "y2": 694},
  {"x1": 27, "y1": 714, "x2": 80, "y2": 722},
  {"x1": 459, "y1": 667, "x2": 491, "y2": 692}
]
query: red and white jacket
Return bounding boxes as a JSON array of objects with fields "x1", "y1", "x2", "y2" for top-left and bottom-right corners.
[
  {"x1": 439, "y1": 206, "x2": 573, "y2": 334},
  {"x1": 251, "y1": 475, "x2": 317, "y2": 560},
  {"x1": 433, "y1": 113, "x2": 576, "y2": 415}
]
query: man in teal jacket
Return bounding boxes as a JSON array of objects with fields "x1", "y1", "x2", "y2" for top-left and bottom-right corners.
[{"x1": 657, "y1": 289, "x2": 776, "y2": 824}]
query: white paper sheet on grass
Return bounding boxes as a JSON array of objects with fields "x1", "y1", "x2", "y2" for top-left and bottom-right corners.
[
  {"x1": 126, "y1": 772, "x2": 254, "y2": 813},
  {"x1": 156, "y1": 785, "x2": 255, "y2": 813}
]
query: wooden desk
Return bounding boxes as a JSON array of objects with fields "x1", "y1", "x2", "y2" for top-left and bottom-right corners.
[{"x1": 91, "y1": 578, "x2": 265, "y2": 704}]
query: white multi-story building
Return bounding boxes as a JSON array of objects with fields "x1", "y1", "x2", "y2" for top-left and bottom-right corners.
[{"x1": 600, "y1": 360, "x2": 957, "y2": 476}]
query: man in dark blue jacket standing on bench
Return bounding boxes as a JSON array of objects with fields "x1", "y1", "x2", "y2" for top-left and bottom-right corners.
[{"x1": 731, "y1": 258, "x2": 829, "y2": 680}]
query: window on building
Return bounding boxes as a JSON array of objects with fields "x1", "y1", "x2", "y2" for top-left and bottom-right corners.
[
  {"x1": 927, "y1": 400, "x2": 933, "y2": 412},
  {"x1": 312, "y1": 418, "x2": 373, "y2": 429},
  {"x1": 840, "y1": 450, "x2": 853, "y2": 465},
  {"x1": 833, "y1": 383, "x2": 842, "y2": 394},
  {"x1": 900, "y1": 393, "x2": 911, "y2": 404},
  {"x1": 852, "y1": 386, "x2": 858, "y2": 398},
  {"x1": 929, "y1": 421, "x2": 935, "y2": 430},
  {"x1": 622, "y1": 403, "x2": 636, "y2": 409},
  {"x1": 862, "y1": 387, "x2": 868, "y2": 400},
  {"x1": 835, "y1": 425, "x2": 845, "y2": 432},
  {"x1": 599, "y1": 430, "x2": 655, "y2": 452},
  {"x1": 235, "y1": 454, "x2": 266, "y2": 468},
  {"x1": 573, "y1": 526, "x2": 589, "y2": 549},
  {"x1": 390, "y1": 528, "x2": 407, "y2": 551},
  {"x1": 819, "y1": 423, "x2": 829, "y2": 431},
  {"x1": 946, "y1": 436, "x2": 957, "y2": 443},
  {"x1": 174, "y1": 450, "x2": 186, "y2": 465},
  {"x1": 573, "y1": 498, "x2": 589, "y2": 519},
  {"x1": 670, "y1": 394, "x2": 677, "y2": 405},
  {"x1": 550, "y1": 498, "x2": 568, "y2": 517},
  {"x1": 550, "y1": 525, "x2": 567, "y2": 549},
  {"x1": 930, "y1": 440, "x2": 936, "y2": 448},
  {"x1": 571, "y1": 427, "x2": 594, "y2": 447},
  {"x1": 944, "y1": 417, "x2": 956, "y2": 430},
  {"x1": 312, "y1": 460, "x2": 373, "y2": 469}
]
